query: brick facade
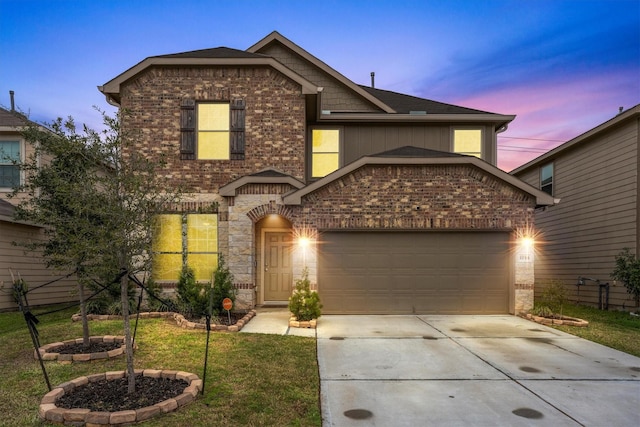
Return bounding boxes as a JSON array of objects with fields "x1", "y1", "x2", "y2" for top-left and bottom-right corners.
[{"x1": 119, "y1": 66, "x2": 307, "y2": 194}]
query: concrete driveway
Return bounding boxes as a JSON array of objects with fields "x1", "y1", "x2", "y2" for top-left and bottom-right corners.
[{"x1": 317, "y1": 315, "x2": 640, "y2": 427}]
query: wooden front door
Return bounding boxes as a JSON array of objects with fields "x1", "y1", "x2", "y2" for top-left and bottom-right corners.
[{"x1": 264, "y1": 232, "x2": 293, "y2": 301}]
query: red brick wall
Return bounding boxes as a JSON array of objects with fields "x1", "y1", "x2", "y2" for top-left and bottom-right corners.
[
  {"x1": 288, "y1": 164, "x2": 536, "y2": 231},
  {"x1": 119, "y1": 66, "x2": 306, "y2": 193}
]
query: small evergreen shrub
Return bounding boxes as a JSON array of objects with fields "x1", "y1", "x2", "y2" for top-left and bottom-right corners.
[
  {"x1": 210, "y1": 255, "x2": 236, "y2": 316},
  {"x1": 176, "y1": 265, "x2": 209, "y2": 319},
  {"x1": 176, "y1": 256, "x2": 236, "y2": 319},
  {"x1": 289, "y1": 268, "x2": 322, "y2": 321},
  {"x1": 611, "y1": 248, "x2": 640, "y2": 308}
]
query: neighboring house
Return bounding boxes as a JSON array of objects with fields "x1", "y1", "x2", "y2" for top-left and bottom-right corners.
[
  {"x1": 0, "y1": 106, "x2": 78, "y2": 311},
  {"x1": 99, "y1": 31, "x2": 555, "y2": 315},
  {"x1": 512, "y1": 104, "x2": 640, "y2": 310}
]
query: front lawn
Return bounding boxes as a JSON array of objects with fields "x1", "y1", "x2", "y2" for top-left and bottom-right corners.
[
  {"x1": 547, "y1": 303, "x2": 640, "y2": 357},
  {"x1": 0, "y1": 306, "x2": 321, "y2": 426}
]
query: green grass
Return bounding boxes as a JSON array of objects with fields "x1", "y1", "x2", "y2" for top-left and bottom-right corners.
[
  {"x1": 0, "y1": 306, "x2": 321, "y2": 426},
  {"x1": 548, "y1": 303, "x2": 640, "y2": 357}
]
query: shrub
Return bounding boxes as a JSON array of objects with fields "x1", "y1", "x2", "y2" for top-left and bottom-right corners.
[
  {"x1": 176, "y1": 256, "x2": 236, "y2": 319},
  {"x1": 289, "y1": 268, "x2": 322, "y2": 321},
  {"x1": 611, "y1": 248, "x2": 640, "y2": 308},
  {"x1": 176, "y1": 265, "x2": 209, "y2": 319},
  {"x1": 532, "y1": 279, "x2": 567, "y2": 318},
  {"x1": 210, "y1": 255, "x2": 236, "y2": 316}
]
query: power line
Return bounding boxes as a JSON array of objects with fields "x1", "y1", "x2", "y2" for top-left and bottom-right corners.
[
  {"x1": 499, "y1": 136, "x2": 566, "y2": 143},
  {"x1": 499, "y1": 147, "x2": 549, "y2": 153}
]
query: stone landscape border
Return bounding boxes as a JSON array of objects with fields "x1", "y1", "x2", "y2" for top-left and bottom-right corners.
[
  {"x1": 39, "y1": 369, "x2": 202, "y2": 426},
  {"x1": 523, "y1": 313, "x2": 589, "y2": 327},
  {"x1": 71, "y1": 310, "x2": 257, "y2": 331},
  {"x1": 35, "y1": 336, "x2": 129, "y2": 362}
]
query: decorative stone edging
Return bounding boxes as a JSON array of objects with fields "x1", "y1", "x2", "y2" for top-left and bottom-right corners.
[
  {"x1": 289, "y1": 316, "x2": 317, "y2": 329},
  {"x1": 71, "y1": 310, "x2": 257, "y2": 332},
  {"x1": 172, "y1": 310, "x2": 256, "y2": 331},
  {"x1": 39, "y1": 369, "x2": 202, "y2": 426},
  {"x1": 35, "y1": 336, "x2": 130, "y2": 362},
  {"x1": 523, "y1": 313, "x2": 589, "y2": 327}
]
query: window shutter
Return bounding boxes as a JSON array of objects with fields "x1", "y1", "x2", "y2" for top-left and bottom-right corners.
[
  {"x1": 180, "y1": 99, "x2": 196, "y2": 160},
  {"x1": 230, "y1": 98, "x2": 245, "y2": 160}
]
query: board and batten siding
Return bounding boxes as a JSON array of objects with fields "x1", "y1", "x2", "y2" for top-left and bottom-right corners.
[
  {"x1": 517, "y1": 118, "x2": 638, "y2": 309},
  {"x1": 0, "y1": 220, "x2": 78, "y2": 311},
  {"x1": 342, "y1": 124, "x2": 497, "y2": 165}
]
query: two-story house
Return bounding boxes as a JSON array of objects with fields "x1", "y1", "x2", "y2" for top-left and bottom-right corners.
[
  {"x1": 512, "y1": 104, "x2": 640, "y2": 310},
  {"x1": 0, "y1": 104, "x2": 77, "y2": 311},
  {"x1": 100, "y1": 31, "x2": 555, "y2": 315}
]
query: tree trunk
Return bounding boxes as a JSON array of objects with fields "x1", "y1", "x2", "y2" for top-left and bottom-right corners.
[
  {"x1": 78, "y1": 281, "x2": 90, "y2": 349},
  {"x1": 121, "y1": 271, "x2": 136, "y2": 394}
]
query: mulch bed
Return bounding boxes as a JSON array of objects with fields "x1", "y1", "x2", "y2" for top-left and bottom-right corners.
[
  {"x1": 55, "y1": 375, "x2": 188, "y2": 412},
  {"x1": 56, "y1": 341, "x2": 121, "y2": 354}
]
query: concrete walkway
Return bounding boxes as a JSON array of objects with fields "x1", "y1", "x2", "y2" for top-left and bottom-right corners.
[{"x1": 243, "y1": 310, "x2": 640, "y2": 426}]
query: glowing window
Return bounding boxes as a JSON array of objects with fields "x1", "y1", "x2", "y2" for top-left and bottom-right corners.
[
  {"x1": 453, "y1": 129, "x2": 482, "y2": 158},
  {"x1": 152, "y1": 213, "x2": 218, "y2": 282},
  {"x1": 197, "y1": 103, "x2": 230, "y2": 160},
  {"x1": 312, "y1": 129, "x2": 340, "y2": 178}
]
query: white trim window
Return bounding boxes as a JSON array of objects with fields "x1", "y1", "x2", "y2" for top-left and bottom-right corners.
[
  {"x1": 540, "y1": 163, "x2": 554, "y2": 195},
  {"x1": 0, "y1": 140, "x2": 21, "y2": 189}
]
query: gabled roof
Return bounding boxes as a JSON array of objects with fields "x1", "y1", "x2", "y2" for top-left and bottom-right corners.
[
  {"x1": 99, "y1": 43, "x2": 319, "y2": 104},
  {"x1": 283, "y1": 146, "x2": 556, "y2": 207},
  {"x1": 99, "y1": 31, "x2": 515, "y2": 129},
  {"x1": 248, "y1": 31, "x2": 395, "y2": 113},
  {"x1": 511, "y1": 104, "x2": 640, "y2": 175}
]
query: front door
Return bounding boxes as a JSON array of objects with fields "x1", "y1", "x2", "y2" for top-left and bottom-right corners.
[{"x1": 264, "y1": 232, "x2": 293, "y2": 301}]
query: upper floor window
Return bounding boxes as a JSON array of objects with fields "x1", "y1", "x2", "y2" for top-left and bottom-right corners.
[
  {"x1": 541, "y1": 163, "x2": 554, "y2": 195},
  {"x1": 197, "y1": 103, "x2": 230, "y2": 160},
  {"x1": 311, "y1": 128, "x2": 340, "y2": 178},
  {"x1": 0, "y1": 140, "x2": 21, "y2": 188},
  {"x1": 180, "y1": 99, "x2": 245, "y2": 161},
  {"x1": 453, "y1": 129, "x2": 482, "y2": 158}
]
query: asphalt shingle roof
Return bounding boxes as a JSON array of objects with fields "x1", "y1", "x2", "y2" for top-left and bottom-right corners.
[
  {"x1": 358, "y1": 86, "x2": 494, "y2": 115},
  {"x1": 371, "y1": 146, "x2": 465, "y2": 158},
  {"x1": 0, "y1": 107, "x2": 30, "y2": 127},
  {"x1": 153, "y1": 47, "x2": 267, "y2": 59}
]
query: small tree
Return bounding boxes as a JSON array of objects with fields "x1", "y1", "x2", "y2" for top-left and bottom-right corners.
[
  {"x1": 288, "y1": 268, "x2": 322, "y2": 321},
  {"x1": 535, "y1": 280, "x2": 567, "y2": 319},
  {"x1": 611, "y1": 248, "x2": 640, "y2": 308},
  {"x1": 11, "y1": 110, "x2": 182, "y2": 393}
]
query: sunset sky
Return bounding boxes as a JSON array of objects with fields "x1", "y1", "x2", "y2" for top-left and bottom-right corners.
[{"x1": 1, "y1": 0, "x2": 638, "y2": 171}]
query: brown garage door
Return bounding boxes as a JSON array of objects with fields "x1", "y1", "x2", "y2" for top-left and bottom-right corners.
[{"x1": 318, "y1": 232, "x2": 510, "y2": 314}]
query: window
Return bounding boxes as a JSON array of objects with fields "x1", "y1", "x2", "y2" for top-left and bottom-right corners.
[
  {"x1": 453, "y1": 129, "x2": 482, "y2": 158},
  {"x1": 197, "y1": 103, "x2": 230, "y2": 160},
  {"x1": 311, "y1": 129, "x2": 340, "y2": 178},
  {"x1": 0, "y1": 140, "x2": 20, "y2": 188},
  {"x1": 152, "y1": 213, "x2": 218, "y2": 282},
  {"x1": 180, "y1": 99, "x2": 245, "y2": 160},
  {"x1": 541, "y1": 163, "x2": 553, "y2": 195}
]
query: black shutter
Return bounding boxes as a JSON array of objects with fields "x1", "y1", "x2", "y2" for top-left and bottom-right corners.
[
  {"x1": 180, "y1": 99, "x2": 195, "y2": 160},
  {"x1": 230, "y1": 98, "x2": 245, "y2": 160}
]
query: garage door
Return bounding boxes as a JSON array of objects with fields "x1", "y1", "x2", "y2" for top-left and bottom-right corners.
[{"x1": 318, "y1": 232, "x2": 510, "y2": 314}]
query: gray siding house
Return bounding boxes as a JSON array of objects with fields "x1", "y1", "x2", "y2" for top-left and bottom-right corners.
[
  {"x1": 100, "y1": 31, "x2": 555, "y2": 315},
  {"x1": 0, "y1": 106, "x2": 78, "y2": 311},
  {"x1": 512, "y1": 104, "x2": 640, "y2": 310}
]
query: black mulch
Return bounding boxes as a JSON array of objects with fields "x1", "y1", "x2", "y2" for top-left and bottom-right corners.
[
  {"x1": 56, "y1": 341, "x2": 122, "y2": 354},
  {"x1": 55, "y1": 375, "x2": 189, "y2": 412}
]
